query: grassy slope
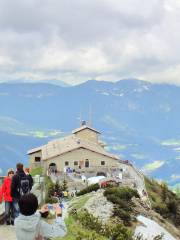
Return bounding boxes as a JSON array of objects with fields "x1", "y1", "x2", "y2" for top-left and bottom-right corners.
[
  {"x1": 145, "y1": 177, "x2": 180, "y2": 228},
  {"x1": 54, "y1": 215, "x2": 107, "y2": 240},
  {"x1": 145, "y1": 177, "x2": 178, "y2": 206},
  {"x1": 53, "y1": 194, "x2": 108, "y2": 240}
]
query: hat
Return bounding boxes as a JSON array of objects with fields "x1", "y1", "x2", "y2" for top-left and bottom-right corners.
[{"x1": 7, "y1": 168, "x2": 14, "y2": 175}]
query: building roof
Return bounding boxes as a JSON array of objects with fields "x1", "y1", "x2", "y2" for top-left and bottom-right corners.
[
  {"x1": 28, "y1": 134, "x2": 120, "y2": 161},
  {"x1": 72, "y1": 125, "x2": 101, "y2": 134},
  {"x1": 27, "y1": 146, "x2": 43, "y2": 155}
]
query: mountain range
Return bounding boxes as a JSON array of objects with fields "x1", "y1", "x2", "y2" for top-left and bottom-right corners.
[{"x1": 0, "y1": 79, "x2": 180, "y2": 189}]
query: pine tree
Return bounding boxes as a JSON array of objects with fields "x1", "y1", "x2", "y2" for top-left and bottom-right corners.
[
  {"x1": 62, "y1": 179, "x2": 68, "y2": 191},
  {"x1": 54, "y1": 180, "x2": 62, "y2": 195},
  {"x1": 48, "y1": 181, "x2": 55, "y2": 197},
  {"x1": 161, "y1": 182, "x2": 168, "y2": 202}
]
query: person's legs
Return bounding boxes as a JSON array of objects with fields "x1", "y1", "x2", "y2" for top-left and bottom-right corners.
[
  {"x1": 13, "y1": 200, "x2": 19, "y2": 219},
  {"x1": 10, "y1": 202, "x2": 14, "y2": 225},
  {"x1": 5, "y1": 201, "x2": 11, "y2": 224}
]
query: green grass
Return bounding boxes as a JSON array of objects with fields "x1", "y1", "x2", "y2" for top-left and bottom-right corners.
[
  {"x1": 53, "y1": 216, "x2": 77, "y2": 240},
  {"x1": 30, "y1": 166, "x2": 43, "y2": 176},
  {"x1": 144, "y1": 177, "x2": 180, "y2": 226},
  {"x1": 53, "y1": 215, "x2": 107, "y2": 240},
  {"x1": 144, "y1": 177, "x2": 166, "y2": 206},
  {"x1": 69, "y1": 194, "x2": 91, "y2": 210}
]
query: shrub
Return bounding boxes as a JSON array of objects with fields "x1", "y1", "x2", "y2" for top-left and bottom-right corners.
[
  {"x1": 62, "y1": 179, "x2": 68, "y2": 191},
  {"x1": 45, "y1": 176, "x2": 57, "y2": 203},
  {"x1": 167, "y1": 200, "x2": 178, "y2": 215},
  {"x1": 134, "y1": 234, "x2": 163, "y2": 240},
  {"x1": 30, "y1": 166, "x2": 43, "y2": 176},
  {"x1": 74, "y1": 209, "x2": 133, "y2": 240},
  {"x1": 104, "y1": 222, "x2": 132, "y2": 240},
  {"x1": 161, "y1": 183, "x2": 168, "y2": 202},
  {"x1": 76, "y1": 209, "x2": 103, "y2": 233},
  {"x1": 76, "y1": 183, "x2": 100, "y2": 196},
  {"x1": 153, "y1": 203, "x2": 169, "y2": 217},
  {"x1": 106, "y1": 195, "x2": 133, "y2": 211},
  {"x1": 104, "y1": 187, "x2": 139, "y2": 201},
  {"x1": 104, "y1": 187, "x2": 138, "y2": 225},
  {"x1": 54, "y1": 180, "x2": 62, "y2": 194},
  {"x1": 113, "y1": 206, "x2": 131, "y2": 226},
  {"x1": 75, "y1": 230, "x2": 106, "y2": 240}
]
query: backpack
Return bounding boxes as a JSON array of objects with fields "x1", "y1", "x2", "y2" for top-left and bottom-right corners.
[{"x1": 19, "y1": 175, "x2": 30, "y2": 195}]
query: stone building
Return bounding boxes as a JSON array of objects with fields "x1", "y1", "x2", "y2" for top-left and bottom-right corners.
[{"x1": 28, "y1": 123, "x2": 145, "y2": 193}]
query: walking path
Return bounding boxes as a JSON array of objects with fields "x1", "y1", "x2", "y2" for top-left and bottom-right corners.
[
  {"x1": 0, "y1": 225, "x2": 16, "y2": 240},
  {"x1": 0, "y1": 202, "x2": 4, "y2": 215}
]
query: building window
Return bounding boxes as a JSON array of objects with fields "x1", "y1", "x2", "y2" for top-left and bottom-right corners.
[
  {"x1": 85, "y1": 160, "x2": 89, "y2": 168},
  {"x1": 74, "y1": 161, "x2": 78, "y2": 166},
  {"x1": 65, "y1": 161, "x2": 69, "y2": 166},
  {"x1": 101, "y1": 161, "x2": 105, "y2": 166},
  {"x1": 35, "y1": 157, "x2": 41, "y2": 162}
]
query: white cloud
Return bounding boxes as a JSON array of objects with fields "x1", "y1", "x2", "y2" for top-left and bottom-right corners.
[
  {"x1": 131, "y1": 153, "x2": 147, "y2": 160},
  {"x1": 161, "y1": 139, "x2": 180, "y2": 147},
  {"x1": 142, "y1": 160, "x2": 165, "y2": 173},
  {"x1": 0, "y1": 0, "x2": 180, "y2": 85},
  {"x1": 171, "y1": 174, "x2": 180, "y2": 181}
]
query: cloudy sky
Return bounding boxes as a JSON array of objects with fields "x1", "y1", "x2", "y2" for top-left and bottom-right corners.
[{"x1": 0, "y1": 0, "x2": 180, "y2": 85}]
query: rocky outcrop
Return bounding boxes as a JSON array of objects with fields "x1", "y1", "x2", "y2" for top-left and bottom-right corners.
[{"x1": 84, "y1": 189, "x2": 113, "y2": 223}]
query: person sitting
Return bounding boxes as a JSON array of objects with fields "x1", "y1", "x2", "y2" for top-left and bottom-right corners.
[
  {"x1": 0, "y1": 169, "x2": 15, "y2": 225},
  {"x1": 15, "y1": 193, "x2": 67, "y2": 240}
]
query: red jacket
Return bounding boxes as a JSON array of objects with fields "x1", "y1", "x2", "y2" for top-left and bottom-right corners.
[{"x1": 0, "y1": 177, "x2": 13, "y2": 202}]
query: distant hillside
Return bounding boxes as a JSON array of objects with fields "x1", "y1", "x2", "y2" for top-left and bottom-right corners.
[
  {"x1": 0, "y1": 79, "x2": 179, "y2": 190},
  {"x1": 0, "y1": 131, "x2": 48, "y2": 175},
  {"x1": 0, "y1": 79, "x2": 70, "y2": 87}
]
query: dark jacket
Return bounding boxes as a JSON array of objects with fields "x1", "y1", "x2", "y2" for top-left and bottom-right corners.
[
  {"x1": 26, "y1": 173, "x2": 34, "y2": 189},
  {"x1": 11, "y1": 170, "x2": 33, "y2": 200}
]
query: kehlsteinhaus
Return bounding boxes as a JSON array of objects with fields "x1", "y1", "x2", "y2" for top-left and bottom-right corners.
[{"x1": 28, "y1": 123, "x2": 145, "y2": 193}]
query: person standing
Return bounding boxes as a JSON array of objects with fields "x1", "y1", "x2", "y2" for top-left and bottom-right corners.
[
  {"x1": 15, "y1": 193, "x2": 67, "y2": 240},
  {"x1": 24, "y1": 167, "x2": 34, "y2": 189},
  {"x1": 11, "y1": 163, "x2": 33, "y2": 218},
  {"x1": 0, "y1": 169, "x2": 15, "y2": 225}
]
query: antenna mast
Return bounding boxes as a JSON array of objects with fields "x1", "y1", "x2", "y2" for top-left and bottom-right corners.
[
  {"x1": 77, "y1": 110, "x2": 82, "y2": 126},
  {"x1": 89, "y1": 104, "x2": 92, "y2": 127},
  {"x1": 80, "y1": 111, "x2": 82, "y2": 126}
]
